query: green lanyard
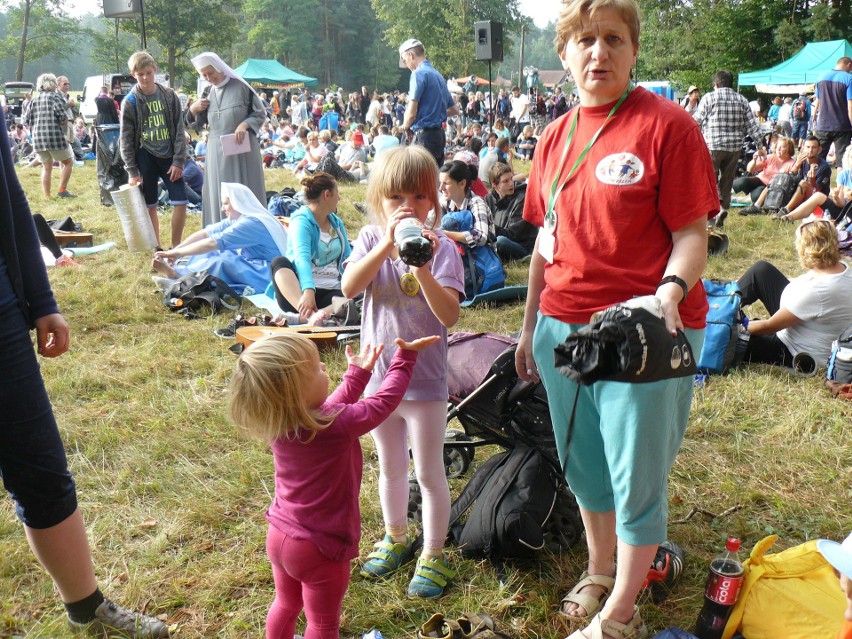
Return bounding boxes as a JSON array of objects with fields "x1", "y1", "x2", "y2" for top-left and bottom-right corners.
[{"x1": 544, "y1": 86, "x2": 632, "y2": 232}]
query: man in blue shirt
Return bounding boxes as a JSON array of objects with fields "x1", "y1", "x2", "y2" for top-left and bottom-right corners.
[
  {"x1": 399, "y1": 38, "x2": 459, "y2": 166},
  {"x1": 813, "y1": 56, "x2": 852, "y2": 167}
]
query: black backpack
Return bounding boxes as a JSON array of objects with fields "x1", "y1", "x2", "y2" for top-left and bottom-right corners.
[
  {"x1": 764, "y1": 172, "x2": 800, "y2": 210},
  {"x1": 447, "y1": 445, "x2": 560, "y2": 562},
  {"x1": 162, "y1": 271, "x2": 241, "y2": 319}
]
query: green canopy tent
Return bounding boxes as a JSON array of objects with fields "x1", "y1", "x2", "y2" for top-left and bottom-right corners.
[
  {"x1": 738, "y1": 39, "x2": 852, "y2": 94},
  {"x1": 232, "y1": 59, "x2": 318, "y2": 90}
]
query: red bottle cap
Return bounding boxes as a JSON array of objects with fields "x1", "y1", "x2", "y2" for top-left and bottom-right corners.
[{"x1": 725, "y1": 536, "x2": 741, "y2": 552}]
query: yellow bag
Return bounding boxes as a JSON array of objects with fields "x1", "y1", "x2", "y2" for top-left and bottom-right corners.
[{"x1": 722, "y1": 535, "x2": 845, "y2": 639}]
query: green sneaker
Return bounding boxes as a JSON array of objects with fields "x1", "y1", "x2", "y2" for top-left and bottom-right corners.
[
  {"x1": 406, "y1": 554, "x2": 455, "y2": 599},
  {"x1": 360, "y1": 535, "x2": 413, "y2": 579}
]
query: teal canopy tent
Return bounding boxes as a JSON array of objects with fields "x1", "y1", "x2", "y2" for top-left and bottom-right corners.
[
  {"x1": 738, "y1": 39, "x2": 852, "y2": 94},
  {"x1": 233, "y1": 59, "x2": 318, "y2": 89}
]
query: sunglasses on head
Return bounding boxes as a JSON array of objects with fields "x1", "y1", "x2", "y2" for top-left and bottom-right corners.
[{"x1": 797, "y1": 217, "x2": 834, "y2": 231}]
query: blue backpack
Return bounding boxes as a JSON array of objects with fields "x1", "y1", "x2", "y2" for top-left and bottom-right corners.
[
  {"x1": 697, "y1": 279, "x2": 744, "y2": 374},
  {"x1": 440, "y1": 209, "x2": 505, "y2": 299},
  {"x1": 267, "y1": 189, "x2": 302, "y2": 217}
]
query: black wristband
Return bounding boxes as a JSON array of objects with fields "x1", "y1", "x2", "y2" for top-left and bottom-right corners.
[{"x1": 658, "y1": 275, "x2": 689, "y2": 302}]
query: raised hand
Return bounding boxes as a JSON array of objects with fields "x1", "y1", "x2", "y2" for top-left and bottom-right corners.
[
  {"x1": 346, "y1": 342, "x2": 385, "y2": 371},
  {"x1": 395, "y1": 335, "x2": 441, "y2": 352}
]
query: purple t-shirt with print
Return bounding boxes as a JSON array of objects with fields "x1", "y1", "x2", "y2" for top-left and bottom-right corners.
[{"x1": 346, "y1": 225, "x2": 464, "y2": 400}]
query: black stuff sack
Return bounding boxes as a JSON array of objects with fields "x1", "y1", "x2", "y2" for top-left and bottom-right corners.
[
  {"x1": 163, "y1": 271, "x2": 241, "y2": 318},
  {"x1": 554, "y1": 297, "x2": 697, "y2": 385},
  {"x1": 448, "y1": 445, "x2": 558, "y2": 562}
]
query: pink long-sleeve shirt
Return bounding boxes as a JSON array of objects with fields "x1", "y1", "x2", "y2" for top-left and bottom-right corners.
[{"x1": 266, "y1": 349, "x2": 417, "y2": 562}]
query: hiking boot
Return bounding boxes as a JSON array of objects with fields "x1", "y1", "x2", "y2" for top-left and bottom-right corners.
[
  {"x1": 712, "y1": 209, "x2": 728, "y2": 229},
  {"x1": 57, "y1": 190, "x2": 77, "y2": 199},
  {"x1": 738, "y1": 205, "x2": 759, "y2": 216},
  {"x1": 770, "y1": 206, "x2": 789, "y2": 220},
  {"x1": 360, "y1": 535, "x2": 413, "y2": 579},
  {"x1": 68, "y1": 598, "x2": 169, "y2": 638}
]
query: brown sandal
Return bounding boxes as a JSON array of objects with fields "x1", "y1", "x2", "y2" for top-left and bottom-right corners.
[
  {"x1": 565, "y1": 607, "x2": 648, "y2": 639},
  {"x1": 558, "y1": 571, "x2": 616, "y2": 620}
]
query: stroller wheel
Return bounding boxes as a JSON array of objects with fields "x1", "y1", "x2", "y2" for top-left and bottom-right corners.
[
  {"x1": 407, "y1": 480, "x2": 423, "y2": 522},
  {"x1": 543, "y1": 486, "x2": 583, "y2": 552},
  {"x1": 443, "y1": 446, "x2": 471, "y2": 479},
  {"x1": 444, "y1": 430, "x2": 474, "y2": 479}
]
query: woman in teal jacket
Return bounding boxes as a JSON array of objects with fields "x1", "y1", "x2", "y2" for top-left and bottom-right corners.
[{"x1": 271, "y1": 172, "x2": 351, "y2": 324}]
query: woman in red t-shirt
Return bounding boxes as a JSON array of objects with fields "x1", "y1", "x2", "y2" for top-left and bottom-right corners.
[{"x1": 514, "y1": 1, "x2": 717, "y2": 637}]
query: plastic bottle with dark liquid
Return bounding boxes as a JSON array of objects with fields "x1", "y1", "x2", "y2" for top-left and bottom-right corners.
[
  {"x1": 694, "y1": 536, "x2": 745, "y2": 639},
  {"x1": 395, "y1": 218, "x2": 432, "y2": 267}
]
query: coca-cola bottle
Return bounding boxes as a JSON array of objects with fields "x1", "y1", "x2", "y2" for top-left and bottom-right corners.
[
  {"x1": 694, "y1": 536, "x2": 745, "y2": 639},
  {"x1": 395, "y1": 218, "x2": 432, "y2": 267}
]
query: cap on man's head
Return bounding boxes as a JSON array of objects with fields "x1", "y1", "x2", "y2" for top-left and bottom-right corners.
[
  {"x1": 687, "y1": 85, "x2": 699, "y2": 94},
  {"x1": 399, "y1": 38, "x2": 423, "y2": 58},
  {"x1": 352, "y1": 131, "x2": 365, "y2": 145}
]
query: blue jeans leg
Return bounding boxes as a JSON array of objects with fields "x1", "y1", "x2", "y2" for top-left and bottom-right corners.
[{"x1": 0, "y1": 302, "x2": 77, "y2": 529}]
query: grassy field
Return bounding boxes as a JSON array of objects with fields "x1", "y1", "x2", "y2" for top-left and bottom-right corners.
[{"x1": 0, "y1": 160, "x2": 849, "y2": 639}]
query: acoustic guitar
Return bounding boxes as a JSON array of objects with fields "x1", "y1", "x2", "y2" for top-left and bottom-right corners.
[{"x1": 235, "y1": 325, "x2": 360, "y2": 351}]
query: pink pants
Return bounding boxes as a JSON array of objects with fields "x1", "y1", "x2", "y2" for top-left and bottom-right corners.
[{"x1": 265, "y1": 524, "x2": 351, "y2": 639}]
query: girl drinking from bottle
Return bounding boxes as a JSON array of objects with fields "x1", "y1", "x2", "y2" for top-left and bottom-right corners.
[
  {"x1": 229, "y1": 332, "x2": 439, "y2": 638},
  {"x1": 341, "y1": 145, "x2": 465, "y2": 598}
]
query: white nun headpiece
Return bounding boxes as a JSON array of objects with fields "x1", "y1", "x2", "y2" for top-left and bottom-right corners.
[
  {"x1": 220, "y1": 182, "x2": 288, "y2": 257},
  {"x1": 191, "y1": 51, "x2": 256, "y2": 95}
]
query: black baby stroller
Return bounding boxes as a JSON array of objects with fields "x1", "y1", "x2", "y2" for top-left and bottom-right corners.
[{"x1": 407, "y1": 332, "x2": 583, "y2": 554}]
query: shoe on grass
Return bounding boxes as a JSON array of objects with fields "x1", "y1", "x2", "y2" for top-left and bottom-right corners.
[
  {"x1": 770, "y1": 206, "x2": 789, "y2": 220},
  {"x1": 739, "y1": 205, "x2": 760, "y2": 216},
  {"x1": 360, "y1": 535, "x2": 413, "y2": 579},
  {"x1": 406, "y1": 554, "x2": 455, "y2": 599},
  {"x1": 57, "y1": 190, "x2": 77, "y2": 199},
  {"x1": 641, "y1": 539, "x2": 685, "y2": 603},
  {"x1": 68, "y1": 598, "x2": 169, "y2": 638}
]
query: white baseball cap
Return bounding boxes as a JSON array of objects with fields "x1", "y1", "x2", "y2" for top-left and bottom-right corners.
[
  {"x1": 399, "y1": 38, "x2": 423, "y2": 58},
  {"x1": 817, "y1": 533, "x2": 852, "y2": 579}
]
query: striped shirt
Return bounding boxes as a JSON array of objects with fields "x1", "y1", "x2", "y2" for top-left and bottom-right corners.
[
  {"x1": 693, "y1": 87, "x2": 763, "y2": 153},
  {"x1": 24, "y1": 91, "x2": 68, "y2": 152}
]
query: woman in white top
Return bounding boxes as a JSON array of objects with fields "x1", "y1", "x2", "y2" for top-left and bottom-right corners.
[{"x1": 738, "y1": 217, "x2": 852, "y2": 366}]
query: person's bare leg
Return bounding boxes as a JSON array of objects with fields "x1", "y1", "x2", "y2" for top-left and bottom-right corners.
[
  {"x1": 598, "y1": 540, "x2": 658, "y2": 627},
  {"x1": 41, "y1": 163, "x2": 53, "y2": 198},
  {"x1": 784, "y1": 182, "x2": 807, "y2": 211},
  {"x1": 25, "y1": 509, "x2": 98, "y2": 603},
  {"x1": 562, "y1": 508, "x2": 617, "y2": 618},
  {"x1": 786, "y1": 191, "x2": 827, "y2": 221},
  {"x1": 274, "y1": 268, "x2": 306, "y2": 314},
  {"x1": 755, "y1": 188, "x2": 768, "y2": 208},
  {"x1": 147, "y1": 206, "x2": 161, "y2": 248},
  {"x1": 58, "y1": 159, "x2": 73, "y2": 192},
  {"x1": 170, "y1": 204, "x2": 187, "y2": 248},
  {"x1": 151, "y1": 256, "x2": 178, "y2": 278}
]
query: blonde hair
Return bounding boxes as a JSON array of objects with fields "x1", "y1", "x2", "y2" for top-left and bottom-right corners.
[
  {"x1": 555, "y1": 0, "x2": 640, "y2": 54},
  {"x1": 36, "y1": 73, "x2": 58, "y2": 92},
  {"x1": 228, "y1": 334, "x2": 336, "y2": 443},
  {"x1": 842, "y1": 145, "x2": 852, "y2": 170},
  {"x1": 795, "y1": 219, "x2": 840, "y2": 270},
  {"x1": 128, "y1": 51, "x2": 157, "y2": 74},
  {"x1": 365, "y1": 145, "x2": 441, "y2": 226}
]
